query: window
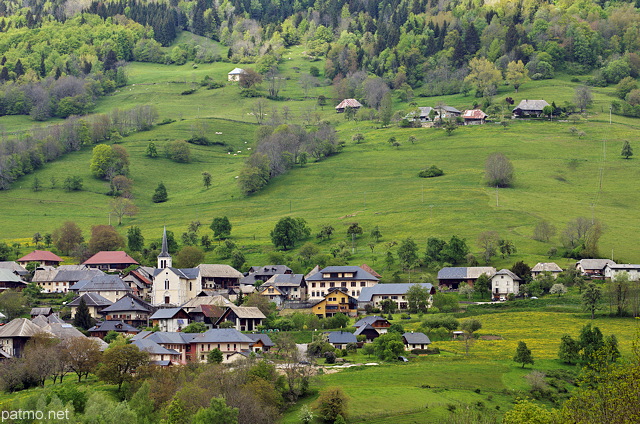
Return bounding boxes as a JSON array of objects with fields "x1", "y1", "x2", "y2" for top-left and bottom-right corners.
[
  {"x1": 165, "y1": 279, "x2": 170, "y2": 290},
  {"x1": 392, "y1": 296, "x2": 398, "y2": 300},
  {"x1": 360, "y1": 282, "x2": 366, "y2": 287},
  {"x1": 341, "y1": 282, "x2": 346, "y2": 287},
  {"x1": 330, "y1": 282, "x2": 335, "y2": 287},
  {"x1": 320, "y1": 282, "x2": 325, "y2": 288},
  {"x1": 351, "y1": 282, "x2": 356, "y2": 287},
  {"x1": 312, "y1": 283, "x2": 316, "y2": 288},
  {"x1": 190, "y1": 282, "x2": 192, "y2": 291}
]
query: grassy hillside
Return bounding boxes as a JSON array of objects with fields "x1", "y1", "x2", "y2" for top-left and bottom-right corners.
[{"x1": 1, "y1": 45, "x2": 639, "y2": 270}]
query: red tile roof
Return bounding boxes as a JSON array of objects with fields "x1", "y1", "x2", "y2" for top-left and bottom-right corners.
[
  {"x1": 18, "y1": 250, "x2": 63, "y2": 263},
  {"x1": 463, "y1": 109, "x2": 487, "y2": 119},
  {"x1": 360, "y1": 263, "x2": 382, "y2": 278},
  {"x1": 83, "y1": 251, "x2": 139, "y2": 265}
]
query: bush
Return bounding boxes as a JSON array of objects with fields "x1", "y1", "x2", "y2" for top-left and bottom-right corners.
[
  {"x1": 418, "y1": 165, "x2": 444, "y2": 178},
  {"x1": 181, "y1": 88, "x2": 197, "y2": 95},
  {"x1": 186, "y1": 135, "x2": 211, "y2": 146}
]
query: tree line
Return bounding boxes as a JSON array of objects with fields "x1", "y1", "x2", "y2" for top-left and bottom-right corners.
[{"x1": 0, "y1": 105, "x2": 157, "y2": 189}]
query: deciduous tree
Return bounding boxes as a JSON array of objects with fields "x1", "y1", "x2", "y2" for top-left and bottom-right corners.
[
  {"x1": 52, "y1": 221, "x2": 84, "y2": 255},
  {"x1": 485, "y1": 153, "x2": 514, "y2": 187},
  {"x1": 513, "y1": 341, "x2": 534, "y2": 368},
  {"x1": 88, "y1": 225, "x2": 125, "y2": 254},
  {"x1": 270, "y1": 217, "x2": 310, "y2": 250},
  {"x1": 210, "y1": 216, "x2": 232, "y2": 239},
  {"x1": 464, "y1": 58, "x2": 502, "y2": 97},
  {"x1": 110, "y1": 197, "x2": 138, "y2": 225},
  {"x1": 96, "y1": 344, "x2": 149, "y2": 390}
]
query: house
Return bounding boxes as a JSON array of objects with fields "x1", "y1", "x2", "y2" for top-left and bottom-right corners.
[
  {"x1": 215, "y1": 306, "x2": 265, "y2": 332},
  {"x1": 68, "y1": 293, "x2": 113, "y2": 319},
  {"x1": 0, "y1": 318, "x2": 51, "y2": 357},
  {"x1": 306, "y1": 266, "x2": 379, "y2": 301},
  {"x1": 188, "y1": 304, "x2": 226, "y2": 328},
  {"x1": 241, "y1": 265, "x2": 293, "y2": 287},
  {"x1": 189, "y1": 328, "x2": 255, "y2": 363},
  {"x1": 83, "y1": 251, "x2": 139, "y2": 272},
  {"x1": 31, "y1": 314, "x2": 65, "y2": 328},
  {"x1": 434, "y1": 105, "x2": 461, "y2": 119},
  {"x1": 463, "y1": 109, "x2": 487, "y2": 125},
  {"x1": 603, "y1": 264, "x2": 640, "y2": 281},
  {"x1": 358, "y1": 283, "x2": 434, "y2": 310},
  {"x1": 312, "y1": 287, "x2": 358, "y2": 318},
  {"x1": 149, "y1": 308, "x2": 190, "y2": 332},
  {"x1": 17, "y1": 250, "x2": 63, "y2": 268},
  {"x1": 353, "y1": 315, "x2": 391, "y2": 334},
  {"x1": 33, "y1": 268, "x2": 104, "y2": 294},
  {"x1": 181, "y1": 295, "x2": 231, "y2": 312},
  {"x1": 88, "y1": 320, "x2": 140, "y2": 339},
  {"x1": 70, "y1": 274, "x2": 133, "y2": 302},
  {"x1": 325, "y1": 331, "x2": 357, "y2": 349},
  {"x1": 437, "y1": 267, "x2": 496, "y2": 290},
  {"x1": 135, "y1": 331, "x2": 193, "y2": 363},
  {"x1": 402, "y1": 332, "x2": 431, "y2": 351},
  {"x1": 353, "y1": 324, "x2": 379, "y2": 343},
  {"x1": 99, "y1": 293, "x2": 154, "y2": 327},
  {"x1": 132, "y1": 338, "x2": 181, "y2": 366},
  {"x1": 228, "y1": 285, "x2": 256, "y2": 303},
  {"x1": 576, "y1": 259, "x2": 616, "y2": 279},
  {"x1": 42, "y1": 323, "x2": 86, "y2": 341},
  {"x1": 0, "y1": 269, "x2": 26, "y2": 291},
  {"x1": 228, "y1": 68, "x2": 246, "y2": 82},
  {"x1": 122, "y1": 267, "x2": 154, "y2": 299},
  {"x1": 491, "y1": 269, "x2": 521, "y2": 300},
  {"x1": 198, "y1": 264, "x2": 243, "y2": 290},
  {"x1": 246, "y1": 333, "x2": 275, "y2": 353},
  {"x1": 335, "y1": 99, "x2": 362, "y2": 113},
  {"x1": 360, "y1": 264, "x2": 381, "y2": 279},
  {"x1": 152, "y1": 229, "x2": 201, "y2": 306},
  {"x1": 259, "y1": 273, "x2": 307, "y2": 305},
  {"x1": 0, "y1": 261, "x2": 28, "y2": 278},
  {"x1": 512, "y1": 99, "x2": 550, "y2": 117},
  {"x1": 531, "y1": 263, "x2": 563, "y2": 279}
]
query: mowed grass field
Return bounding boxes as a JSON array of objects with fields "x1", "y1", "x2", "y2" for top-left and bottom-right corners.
[
  {"x1": 1, "y1": 43, "x2": 640, "y2": 268},
  {"x1": 280, "y1": 311, "x2": 640, "y2": 423}
]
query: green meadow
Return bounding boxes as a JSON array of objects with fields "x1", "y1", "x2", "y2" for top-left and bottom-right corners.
[{"x1": 1, "y1": 45, "x2": 640, "y2": 270}]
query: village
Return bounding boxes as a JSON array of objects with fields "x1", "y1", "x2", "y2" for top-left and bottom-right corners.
[{"x1": 0, "y1": 225, "x2": 634, "y2": 368}]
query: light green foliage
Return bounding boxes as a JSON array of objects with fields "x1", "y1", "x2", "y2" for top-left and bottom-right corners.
[
  {"x1": 406, "y1": 283, "x2": 429, "y2": 313},
  {"x1": 314, "y1": 387, "x2": 348, "y2": 423},
  {"x1": 432, "y1": 293, "x2": 459, "y2": 313},
  {"x1": 372, "y1": 332, "x2": 405, "y2": 361},
  {"x1": 503, "y1": 398, "x2": 558, "y2": 424},
  {"x1": 582, "y1": 282, "x2": 602, "y2": 319},
  {"x1": 193, "y1": 397, "x2": 238, "y2": 424},
  {"x1": 83, "y1": 393, "x2": 137, "y2": 424},
  {"x1": 181, "y1": 322, "x2": 208, "y2": 333},
  {"x1": 96, "y1": 344, "x2": 149, "y2": 390}
]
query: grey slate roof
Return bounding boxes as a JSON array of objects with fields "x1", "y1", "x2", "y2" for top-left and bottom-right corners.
[
  {"x1": 245, "y1": 333, "x2": 275, "y2": 347},
  {"x1": 577, "y1": 259, "x2": 616, "y2": 270},
  {"x1": 153, "y1": 267, "x2": 200, "y2": 280},
  {"x1": 147, "y1": 331, "x2": 194, "y2": 344},
  {"x1": 493, "y1": 269, "x2": 522, "y2": 281},
  {"x1": 100, "y1": 294, "x2": 153, "y2": 313},
  {"x1": 197, "y1": 264, "x2": 243, "y2": 279},
  {"x1": 67, "y1": 293, "x2": 113, "y2": 307},
  {"x1": 30, "y1": 307, "x2": 53, "y2": 316},
  {"x1": 71, "y1": 275, "x2": 131, "y2": 292},
  {"x1": 513, "y1": 99, "x2": 550, "y2": 112},
  {"x1": 306, "y1": 266, "x2": 379, "y2": 282},
  {"x1": 43, "y1": 323, "x2": 85, "y2": 340},
  {"x1": 133, "y1": 338, "x2": 180, "y2": 356},
  {"x1": 0, "y1": 318, "x2": 50, "y2": 338},
  {"x1": 353, "y1": 316, "x2": 389, "y2": 328},
  {"x1": 225, "y1": 306, "x2": 266, "y2": 319},
  {"x1": 88, "y1": 320, "x2": 139, "y2": 333},
  {"x1": 358, "y1": 283, "x2": 433, "y2": 302},
  {"x1": 0, "y1": 269, "x2": 24, "y2": 283},
  {"x1": 437, "y1": 267, "x2": 468, "y2": 280},
  {"x1": 55, "y1": 269, "x2": 104, "y2": 282},
  {"x1": 531, "y1": 263, "x2": 563, "y2": 273},
  {"x1": 150, "y1": 308, "x2": 187, "y2": 320},
  {"x1": 191, "y1": 328, "x2": 254, "y2": 344},
  {"x1": 325, "y1": 331, "x2": 357, "y2": 344},
  {"x1": 264, "y1": 273, "x2": 305, "y2": 287},
  {"x1": 403, "y1": 332, "x2": 431, "y2": 345},
  {"x1": 354, "y1": 323, "x2": 378, "y2": 337},
  {"x1": 0, "y1": 261, "x2": 28, "y2": 275}
]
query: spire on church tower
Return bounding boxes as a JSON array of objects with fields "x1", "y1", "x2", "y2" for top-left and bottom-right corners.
[{"x1": 158, "y1": 226, "x2": 172, "y2": 269}]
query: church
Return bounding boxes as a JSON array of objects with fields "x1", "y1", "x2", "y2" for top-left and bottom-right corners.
[{"x1": 151, "y1": 228, "x2": 202, "y2": 306}]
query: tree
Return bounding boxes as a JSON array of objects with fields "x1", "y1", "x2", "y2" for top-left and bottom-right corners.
[
  {"x1": 0, "y1": 290, "x2": 27, "y2": 320},
  {"x1": 210, "y1": 216, "x2": 232, "y2": 239},
  {"x1": 165, "y1": 140, "x2": 191, "y2": 163},
  {"x1": 581, "y1": 283, "x2": 603, "y2": 320},
  {"x1": 176, "y1": 246, "x2": 204, "y2": 268},
  {"x1": 206, "y1": 348, "x2": 223, "y2": 364},
  {"x1": 316, "y1": 224, "x2": 334, "y2": 241},
  {"x1": 503, "y1": 399, "x2": 558, "y2": 424},
  {"x1": 145, "y1": 142, "x2": 158, "y2": 158},
  {"x1": 32, "y1": 177, "x2": 41, "y2": 192},
  {"x1": 372, "y1": 332, "x2": 405, "y2": 361},
  {"x1": 397, "y1": 237, "x2": 419, "y2": 271},
  {"x1": 32, "y1": 232, "x2": 43, "y2": 248},
  {"x1": 127, "y1": 226, "x2": 144, "y2": 252},
  {"x1": 558, "y1": 334, "x2": 581, "y2": 365},
  {"x1": 96, "y1": 344, "x2": 149, "y2": 390},
  {"x1": 506, "y1": 60, "x2": 529, "y2": 93},
  {"x1": 474, "y1": 274, "x2": 490, "y2": 299},
  {"x1": 52, "y1": 221, "x2": 84, "y2": 255},
  {"x1": 621, "y1": 141, "x2": 633, "y2": 159},
  {"x1": 110, "y1": 197, "x2": 138, "y2": 225},
  {"x1": 550, "y1": 283, "x2": 568, "y2": 297},
  {"x1": 243, "y1": 293, "x2": 273, "y2": 315},
  {"x1": 63, "y1": 176, "x2": 83, "y2": 191},
  {"x1": 485, "y1": 153, "x2": 514, "y2": 187},
  {"x1": 314, "y1": 387, "x2": 348, "y2": 423},
  {"x1": 477, "y1": 231, "x2": 500, "y2": 264},
  {"x1": 460, "y1": 318, "x2": 482, "y2": 355},
  {"x1": 370, "y1": 226, "x2": 382, "y2": 243},
  {"x1": 88, "y1": 225, "x2": 125, "y2": 254},
  {"x1": 406, "y1": 283, "x2": 429, "y2": 313},
  {"x1": 63, "y1": 337, "x2": 102, "y2": 382},
  {"x1": 239, "y1": 68, "x2": 263, "y2": 89},
  {"x1": 152, "y1": 182, "x2": 168, "y2": 203},
  {"x1": 533, "y1": 220, "x2": 556, "y2": 242},
  {"x1": 379, "y1": 92, "x2": 393, "y2": 126},
  {"x1": 73, "y1": 297, "x2": 94, "y2": 330},
  {"x1": 193, "y1": 397, "x2": 238, "y2": 424},
  {"x1": 459, "y1": 283, "x2": 475, "y2": 300},
  {"x1": 574, "y1": 85, "x2": 593, "y2": 112},
  {"x1": 230, "y1": 249, "x2": 245, "y2": 270},
  {"x1": 513, "y1": 341, "x2": 534, "y2": 368},
  {"x1": 498, "y1": 239, "x2": 517, "y2": 258},
  {"x1": 270, "y1": 217, "x2": 311, "y2": 250},
  {"x1": 90, "y1": 144, "x2": 129, "y2": 180},
  {"x1": 608, "y1": 272, "x2": 630, "y2": 317},
  {"x1": 579, "y1": 323, "x2": 604, "y2": 365},
  {"x1": 346, "y1": 222, "x2": 363, "y2": 238},
  {"x1": 201, "y1": 172, "x2": 212, "y2": 189},
  {"x1": 464, "y1": 58, "x2": 502, "y2": 97}
]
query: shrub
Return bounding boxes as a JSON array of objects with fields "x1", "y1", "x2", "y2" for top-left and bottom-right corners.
[
  {"x1": 181, "y1": 88, "x2": 197, "y2": 95},
  {"x1": 418, "y1": 165, "x2": 444, "y2": 178}
]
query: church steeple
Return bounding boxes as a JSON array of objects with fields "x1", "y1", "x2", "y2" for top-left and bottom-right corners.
[{"x1": 158, "y1": 226, "x2": 172, "y2": 269}]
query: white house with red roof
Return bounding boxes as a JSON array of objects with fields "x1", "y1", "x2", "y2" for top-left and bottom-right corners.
[
  {"x1": 83, "y1": 251, "x2": 139, "y2": 272},
  {"x1": 17, "y1": 250, "x2": 63, "y2": 268}
]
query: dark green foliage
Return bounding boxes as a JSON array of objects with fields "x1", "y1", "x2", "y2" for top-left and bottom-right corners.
[
  {"x1": 558, "y1": 335, "x2": 581, "y2": 365},
  {"x1": 513, "y1": 341, "x2": 534, "y2": 368},
  {"x1": 372, "y1": 332, "x2": 405, "y2": 361},
  {"x1": 210, "y1": 216, "x2": 232, "y2": 239},
  {"x1": 73, "y1": 297, "x2": 94, "y2": 330},
  {"x1": 418, "y1": 166, "x2": 444, "y2": 178},
  {"x1": 621, "y1": 141, "x2": 633, "y2": 159},
  {"x1": 421, "y1": 315, "x2": 459, "y2": 332},
  {"x1": 127, "y1": 226, "x2": 144, "y2": 251},
  {"x1": 63, "y1": 176, "x2": 83, "y2": 191},
  {"x1": 432, "y1": 293, "x2": 459, "y2": 313},
  {"x1": 270, "y1": 217, "x2": 310, "y2": 250},
  {"x1": 165, "y1": 140, "x2": 191, "y2": 163},
  {"x1": 193, "y1": 397, "x2": 238, "y2": 424},
  {"x1": 315, "y1": 387, "x2": 348, "y2": 423},
  {"x1": 152, "y1": 182, "x2": 168, "y2": 203}
]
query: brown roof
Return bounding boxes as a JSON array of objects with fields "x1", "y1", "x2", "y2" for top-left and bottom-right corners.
[
  {"x1": 83, "y1": 251, "x2": 139, "y2": 266},
  {"x1": 463, "y1": 109, "x2": 487, "y2": 119},
  {"x1": 199, "y1": 304, "x2": 225, "y2": 318},
  {"x1": 18, "y1": 250, "x2": 63, "y2": 263},
  {"x1": 360, "y1": 264, "x2": 382, "y2": 278},
  {"x1": 335, "y1": 99, "x2": 362, "y2": 109}
]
